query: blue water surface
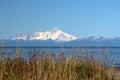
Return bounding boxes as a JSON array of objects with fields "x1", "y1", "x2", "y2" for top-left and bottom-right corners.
[{"x1": 0, "y1": 47, "x2": 120, "y2": 67}]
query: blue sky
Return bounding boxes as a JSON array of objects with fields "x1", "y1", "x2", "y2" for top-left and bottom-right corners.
[{"x1": 0, "y1": 0, "x2": 120, "y2": 39}]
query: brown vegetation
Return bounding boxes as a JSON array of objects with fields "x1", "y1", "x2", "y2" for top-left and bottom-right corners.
[{"x1": 0, "y1": 48, "x2": 119, "y2": 80}]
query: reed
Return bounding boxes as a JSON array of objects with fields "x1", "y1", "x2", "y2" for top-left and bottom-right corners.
[{"x1": 0, "y1": 48, "x2": 119, "y2": 80}]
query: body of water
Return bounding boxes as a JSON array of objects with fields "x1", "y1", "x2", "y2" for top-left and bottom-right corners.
[{"x1": 0, "y1": 47, "x2": 120, "y2": 67}]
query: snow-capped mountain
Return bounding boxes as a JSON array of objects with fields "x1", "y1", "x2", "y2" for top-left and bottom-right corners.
[
  {"x1": 3, "y1": 28, "x2": 120, "y2": 47},
  {"x1": 10, "y1": 28, "x2": 77, "y2": 41}
]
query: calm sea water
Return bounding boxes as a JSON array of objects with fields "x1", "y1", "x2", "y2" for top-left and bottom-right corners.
[{"x1": 0, "y1": 47, "x2": 120, "y2": 67}]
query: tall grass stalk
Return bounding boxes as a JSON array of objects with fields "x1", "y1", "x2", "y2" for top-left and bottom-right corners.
[{"x1": 0, "y1": 48, "x2": 119, "y2": 80}]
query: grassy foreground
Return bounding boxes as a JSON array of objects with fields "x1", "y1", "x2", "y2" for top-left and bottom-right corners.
[{"x1": 0, "y1": 49, "x2": 119, "y2": 80}]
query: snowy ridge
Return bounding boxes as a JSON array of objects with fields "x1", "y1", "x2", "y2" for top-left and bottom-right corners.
[
  {"x1": 11, "y1": 33, "x2": 31, "y2": 40},
  {"x1": 11, "y1": 28, "x2": 77, "y2": 41}
]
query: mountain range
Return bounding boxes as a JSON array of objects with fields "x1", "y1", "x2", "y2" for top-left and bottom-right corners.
[
  {"x1": 1, "y1": 28, "x2": 120, "y2": 47},
  {"x1": 10, "y1": 28, "x2": 77, "y2": 41}
]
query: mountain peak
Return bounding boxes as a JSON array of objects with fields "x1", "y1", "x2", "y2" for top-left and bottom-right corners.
[
  {"x1": 10, "y1": 28, "x2": 77, "y2": 41},
  {"x1": 51, "y1": 28, "x2": 62, "y2": 33}
]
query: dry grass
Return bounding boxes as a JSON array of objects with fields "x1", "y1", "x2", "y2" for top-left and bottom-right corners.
[{"x1": 0, "y1": 48, "x2": 119, "y2": 80}]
